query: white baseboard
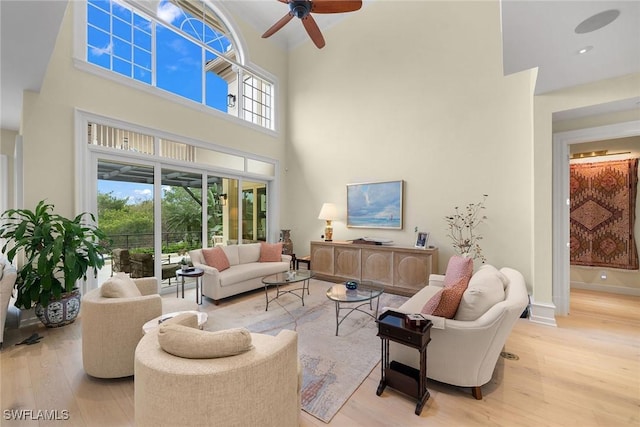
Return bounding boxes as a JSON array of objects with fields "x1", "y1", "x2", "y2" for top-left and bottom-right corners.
[
  {"x1": 529, "y1": 297, "x2": 557, "y2": 327},
  {"x1": 571, "y1": 281, "x2": 640, "y2": 297}
]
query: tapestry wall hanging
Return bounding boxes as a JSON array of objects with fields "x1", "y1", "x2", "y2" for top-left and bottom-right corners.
[{"x1": 570, "y1": 158, "x2": 639, "y2": 270}]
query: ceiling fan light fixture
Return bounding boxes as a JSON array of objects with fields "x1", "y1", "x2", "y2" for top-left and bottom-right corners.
[
  {"x1": 290, "y1": 0, "x2": 311, "y2": 18},
  {"x1": 262, "y1": 0, "x2": 362, "y2": 49}
]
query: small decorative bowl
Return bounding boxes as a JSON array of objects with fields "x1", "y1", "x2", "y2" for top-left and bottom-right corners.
[{"x1": 345, "y1": 281, "x2": 358, "y2": 290}]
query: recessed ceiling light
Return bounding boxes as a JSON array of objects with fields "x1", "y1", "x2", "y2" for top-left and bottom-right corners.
[
  {"x1": 575, "y1": 9, "x2": 620, "y2": 34},
  {"x1": 577, "y1": 46, "x2": 593, "y2": 55}
]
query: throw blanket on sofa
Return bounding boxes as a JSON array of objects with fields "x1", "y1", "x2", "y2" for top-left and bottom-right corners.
[{"x1": 570, "y1": 158, "x2": 639, "y2": 270}]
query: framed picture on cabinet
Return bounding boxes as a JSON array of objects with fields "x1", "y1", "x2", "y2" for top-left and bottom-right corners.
[{"x1": 415, "y1": 231, "x2": 429, "y2": 249}]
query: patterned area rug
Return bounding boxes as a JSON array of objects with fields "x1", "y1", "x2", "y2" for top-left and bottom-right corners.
[
  {"x1": 570, "y1": 159, "x2": 639, "y2": 269},
  {"x1": 204, "y1": 279, "x2": 408, "y2": 423}
]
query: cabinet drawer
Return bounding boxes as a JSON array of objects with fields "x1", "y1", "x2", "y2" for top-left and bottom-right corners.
[{"x1": 378, "y1": 310, "x2": 431, "y2": 349}]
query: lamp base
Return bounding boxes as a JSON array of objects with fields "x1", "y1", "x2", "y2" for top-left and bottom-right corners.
[{"x1": 324, "y1": 225, "x2": 333, "y2": 242}]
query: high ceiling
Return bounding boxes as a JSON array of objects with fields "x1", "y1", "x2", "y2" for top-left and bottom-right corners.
[{"x1": 1, "y1": 0, "x2": 639, "y2": 131}]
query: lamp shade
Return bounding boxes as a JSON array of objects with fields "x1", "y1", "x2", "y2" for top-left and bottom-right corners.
[{"x1": 318, "y1": 203, "x2": 338, "y2": 220}]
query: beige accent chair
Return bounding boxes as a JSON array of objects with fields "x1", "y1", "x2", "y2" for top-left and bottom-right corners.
[
  {"x1": 1, "y1": 257, "x2": 18, "y2": 349},
  {"x1": 135, "y1": 328, "x2": 300, "y2": 427},
  {"x1": 388, "y1": 267, "x2": 529, "y2": 400},
  {"x1": 81, "y1": 276, "x2": 197, "y2": 378}
]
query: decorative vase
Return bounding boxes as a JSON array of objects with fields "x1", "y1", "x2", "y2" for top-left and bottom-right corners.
[
  {"x1": 280, "y1": 229, "x2": 293, "y2": 255},
  {"x1": 35, "y1": 289, "x2": 81, "y2": 328},
  {"x1": 345, "y1": 281, "x2": 358, "y2": 290}
]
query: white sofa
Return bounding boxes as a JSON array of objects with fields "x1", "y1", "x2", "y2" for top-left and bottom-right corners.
[
  {"x1": 388, "y1": 266, "x2": 529, "y2": 400},
  {"x1": 189, "y1": 243, "x2": 291, "y2": 304},
  {"x1": 1, "y1": 257, "x2": 18, "y2": 349}
]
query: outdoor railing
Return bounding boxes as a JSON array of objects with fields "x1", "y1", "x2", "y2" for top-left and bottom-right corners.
[{"x1": 106, "y1": 232, "x2": 202, "y2": 254}]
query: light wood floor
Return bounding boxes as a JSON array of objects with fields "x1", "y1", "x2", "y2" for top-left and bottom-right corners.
[{"x1": 1, "y1": 288, "x2": 638, "y2": 426}]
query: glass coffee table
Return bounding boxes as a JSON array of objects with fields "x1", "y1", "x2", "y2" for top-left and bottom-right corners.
[
  {"x1": 326, "y1": 281, "x2": 385, "y2": 336},
  {"x1": 261, "y1": 270, "x2": 315, "y2": 311}
]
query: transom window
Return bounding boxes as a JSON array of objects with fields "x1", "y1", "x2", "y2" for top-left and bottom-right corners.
[{"x1": 85, "y1": 0, "x2": 273, "y2": 130}]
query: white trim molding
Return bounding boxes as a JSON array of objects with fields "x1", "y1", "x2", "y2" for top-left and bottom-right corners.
[{"x1": 529, "y1": 297, "x2": 558, "y2": 327}]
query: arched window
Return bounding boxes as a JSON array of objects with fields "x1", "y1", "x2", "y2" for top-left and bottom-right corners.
[{"x1": 85, "y1": 0, "x2": 273, "y2": 130}]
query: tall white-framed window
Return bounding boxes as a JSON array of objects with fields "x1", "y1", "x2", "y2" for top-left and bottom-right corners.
[
  {"x1": 76, "y1": 110, "x2": 279, "y2": 292},
  {"x1": 78, "y1": 0, "x2": 275, "y2": 131}
]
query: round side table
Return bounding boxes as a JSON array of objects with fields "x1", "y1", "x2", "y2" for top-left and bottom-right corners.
[
  {"x1": 176, "y1": 268, "x2": 205, "y2": 305},
  {"x1": 142, "y1": 311, "x2": 208, "y2": 334}
]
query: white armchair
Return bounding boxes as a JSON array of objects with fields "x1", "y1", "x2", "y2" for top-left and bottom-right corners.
[
  {"x1": 0, "y1": 257, "x2": 18, "y2": 349},
  {"x1": 135, "y1": 327, "x2": 301, "y2": 426},
  {"x1": 81, "y1": 276, "x2": 197, "y2": 378},
  {"x1": 389, "y1": 267, "x2": 529, "y2": 399}
]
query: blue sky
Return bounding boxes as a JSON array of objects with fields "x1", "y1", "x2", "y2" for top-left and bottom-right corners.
[
  {"x1": 99, "y1": 180, "x2": 154, "y2": 204},
  {"x1": 87, "y1": 0, "x2": 231, "y2": 113}
]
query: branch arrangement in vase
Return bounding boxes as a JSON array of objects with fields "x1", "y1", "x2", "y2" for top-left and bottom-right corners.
[{"x1": 444, "y1": 195, "x2": 488, "y2": 263}]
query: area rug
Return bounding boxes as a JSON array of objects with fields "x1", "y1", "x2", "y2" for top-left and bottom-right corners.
[
  {"x1": 570, "y1": 158, "x2": 639, "y2": 270},
  {"x1": 204, "y1": 280, "x2": 408, "y2": 423}
]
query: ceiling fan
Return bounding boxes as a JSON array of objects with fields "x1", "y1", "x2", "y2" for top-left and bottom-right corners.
[{"x1": 262, "y1": 0, "x2": 363, "y2": 49}]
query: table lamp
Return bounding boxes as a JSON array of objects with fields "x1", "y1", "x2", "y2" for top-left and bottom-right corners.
[{"x1": 318, "y1": 203, "x2": 338, "y2": 241}]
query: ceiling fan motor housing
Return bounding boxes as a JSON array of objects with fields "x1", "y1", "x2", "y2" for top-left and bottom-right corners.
[{"x1": 290, "y1": 0, "x2": 312, "y2": 18}]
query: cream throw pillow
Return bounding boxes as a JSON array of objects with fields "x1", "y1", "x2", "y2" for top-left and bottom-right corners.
[
  {"x1": 454, "y1": 264, "x2": 506, "y2": 321},
  {"x1": 158, "y1": 324, "x2": 253, "y2": 359},
  {"x1": 100, "y1": 273, "x2": 142, "y2": 298},
  {"x1": 158, "y1": 312, "x2": 199, "y2": 329}
]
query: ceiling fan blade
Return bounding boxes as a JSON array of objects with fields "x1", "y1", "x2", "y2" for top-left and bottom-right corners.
[
  {"x1": 262, "y1": 12, "x2": 295, "y2": 38},
  {"x1": 311, "y1": 0, "x2": 362, "y2": 14},
  {"x1": 301, "y1": 15, "x2": 325, "y2": 49}
]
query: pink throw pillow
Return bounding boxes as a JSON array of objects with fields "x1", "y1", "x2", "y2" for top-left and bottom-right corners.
[
  {"x1": 259, "y1": 242, "x2": 283, "y2": 262},
  {"x1": 443, "y1": 255, "x2": 473, "y2": 288},
  {"x1": 433, "y1": 277, "x2": 469, "y2": 319},
  {"x1": 202, "y1": 247, "x2": 230, "y2": 271},
  {"x1": 420, "y1": 289, "x2": 443, "y2": 315}
]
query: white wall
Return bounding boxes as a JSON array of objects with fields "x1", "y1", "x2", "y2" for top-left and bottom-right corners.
[{"x1": 286, "y1": 1, "x2": 535, "y2": 284}]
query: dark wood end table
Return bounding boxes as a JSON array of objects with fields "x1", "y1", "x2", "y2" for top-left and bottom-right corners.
[
  {"x1": 376, "y1": 310, "x2": 432, "y2": 415},
  {"x1": 176, "y1": 267, "x2": 205, "y2": 305}
]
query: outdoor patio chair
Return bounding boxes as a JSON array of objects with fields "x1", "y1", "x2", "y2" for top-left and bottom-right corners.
[{"x1": 111, "y1": 248, "x2": 131, "y2": 276}]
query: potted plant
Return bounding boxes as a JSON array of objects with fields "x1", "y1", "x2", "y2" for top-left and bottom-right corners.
[{"x1": 0, "y1": 200, "x2": 108, "y2": 327}]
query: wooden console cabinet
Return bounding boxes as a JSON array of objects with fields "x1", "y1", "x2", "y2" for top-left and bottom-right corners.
[{"x1": 310, "y1": 241, "x2": 438, "y2": 296}]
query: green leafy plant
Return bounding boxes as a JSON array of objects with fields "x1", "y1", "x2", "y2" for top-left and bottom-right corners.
[
  {"x1": 0, "y1": 200, "x2": 108, "y2": 309},
  {"x1": 444, "y1": 195, "x2": 488, "y2": 263}
]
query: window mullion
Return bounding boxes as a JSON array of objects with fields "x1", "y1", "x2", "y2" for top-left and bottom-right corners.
[
  {"x1": 202, "y1": 47, "x2": 206, "y2": 107},
  {"x1": 237, "y1": 67, "x2": 244, "y2": 119},
  {"x1": 151, "y1": 19, "x2": 157, "y2": 87}
]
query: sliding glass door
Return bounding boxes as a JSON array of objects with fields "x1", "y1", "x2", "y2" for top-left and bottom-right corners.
[
  {"x1": 97, "y1": 159, "x2": 155, "y2": 285},
  {"x1": 96, "y1": 158, "x2": 249, "y2": 290},
  {"x1": 82, "y1": 113, "x2": 277, "y2": 293}
]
